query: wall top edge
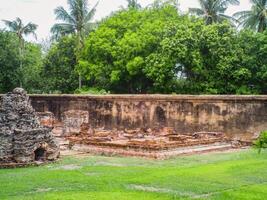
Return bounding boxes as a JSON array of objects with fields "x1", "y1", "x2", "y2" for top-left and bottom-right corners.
[{"x1": 1, "y1": 94, "x2": 267, "y2": 101}]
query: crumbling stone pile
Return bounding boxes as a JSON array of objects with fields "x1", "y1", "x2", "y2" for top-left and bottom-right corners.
[{"x1": 0, "y1": 88, "x2": 59, "y2": 166}]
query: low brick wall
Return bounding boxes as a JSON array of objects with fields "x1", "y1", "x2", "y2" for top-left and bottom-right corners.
[
  {"x1": 1, "y1": 94, "x2": 266, "y2": 139},
  {"x1": 18, "y1": 94, "x2": 267, "y2": 141}
]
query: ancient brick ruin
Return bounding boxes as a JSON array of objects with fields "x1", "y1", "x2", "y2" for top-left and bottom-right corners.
[
  {"x1": 1, "y1": 92, "x2": 264, "y2": 159},
  {"x1": 0, "y1": 88, "x2": 59, "y2": 167},
  {"x1": 65, "y1": 126, "x2": 231, "y2": 158},
  {"x1": 30, "y1": 94, "x2": 265, "y2": 158}
]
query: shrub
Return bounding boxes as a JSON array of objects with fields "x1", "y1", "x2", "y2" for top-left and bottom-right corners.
[
  {"x1": 254, "y1": 131, "x2": 267, "y2": 153},
  {"x1": 74, "y1": 87, "x2": 110, "y2": 95}
]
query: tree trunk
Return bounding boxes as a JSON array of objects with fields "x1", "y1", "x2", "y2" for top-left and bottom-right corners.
[
  {"x1": 19, "y1": 38, "x2": 23, "y2": 88},
  {"x1": 258, "y1": 17, "x2": 266, "y2": 33},
  {"x1": 79, "y1": 74, "x2": 82, "y2": 89},
  {"x1": 76, "y1": 30, "x2": 82, "y2": 89},
  {"x1": 76, "y1": 31, "x2": 84, "y2": 90}
]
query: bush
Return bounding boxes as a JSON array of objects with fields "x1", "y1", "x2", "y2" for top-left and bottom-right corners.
[
  {"x1": 74, "y1": 87, "x2": 110, "y2": 95},
  {"x1": 254, "y1": 131, "x2": 267, "y2": 153}
]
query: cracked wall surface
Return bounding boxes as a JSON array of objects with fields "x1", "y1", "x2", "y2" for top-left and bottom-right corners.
[{"x1": 1, "y1": 95, "x2": 267, "y2": 141}]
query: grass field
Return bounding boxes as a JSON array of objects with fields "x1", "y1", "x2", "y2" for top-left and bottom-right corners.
[{"x1": 0, "y1": 149, "x2": 267, "y2": 200}]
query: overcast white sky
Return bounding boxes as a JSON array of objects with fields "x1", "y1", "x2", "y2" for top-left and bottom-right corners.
[{"x1": 0, "y1": 0, "x2": 252, "y2": 42}]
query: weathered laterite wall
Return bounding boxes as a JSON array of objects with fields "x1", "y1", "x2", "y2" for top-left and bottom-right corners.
[
  {"x1": 1, "y1": 95, "x2": 267, "y2": 139},
  {"x1": 24, "y1": 95, "x2": 267, "y2": 141}
]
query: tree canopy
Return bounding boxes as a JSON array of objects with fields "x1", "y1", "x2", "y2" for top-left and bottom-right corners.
[
  {"x1": 41, "y1": 36, "x2": 78, "y2": 93},
  {"x1": 77, "y1": 5, "x2": 267, "y2": 94},
  {"x1": 1, "y1": 0, "x2": 267, "y2": 95},
  {"x1": 0, "y1": 31, "x2": 42, "y2": 93}
]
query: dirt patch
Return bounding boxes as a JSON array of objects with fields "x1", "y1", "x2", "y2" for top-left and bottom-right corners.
[
  {"x1": 93, "y1": 161, "x2": 127, "y2": 167},
  {"x1": 53, "y1": 164, "x2": 82, "y2": 170},
  {"x1": 35, "y1": 188, "x2": 53, "y2": 193},
  {"x1": 128, "y1": 184, "x2": 199, "y2": 198},
  {"x1": 84, "y1": 172, "x2": 100, "y2": 176}
]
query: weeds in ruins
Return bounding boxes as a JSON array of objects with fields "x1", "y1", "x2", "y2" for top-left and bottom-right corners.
[
  {"x1": 0, "y1": 149, "x2": 267, "y2": 200},
  {"x1": 254, "y1": 131, "x2": 267, "y2": 153}
]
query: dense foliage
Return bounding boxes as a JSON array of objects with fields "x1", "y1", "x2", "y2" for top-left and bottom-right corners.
[
  {"x1": 79, "y1": 6, "x2": 181, "y2": 93},
  {"x1": 0, "y1": 31, "x2": 42, "y2": 93},
  {"x1": 41, "y1": 36, "x2": 78, "y2": 93},
  {"x1": 0, "y1": 31, "x2": 20, "y2": 92},
  {"x1": 1, "y1": 1, "x2": 267, "y2": 94},
  {"x1": 78, "y1": 6, "x2": 267, "y2": 94},
  {"x1": 21, "y1": 43, "x2": 43, "y2": 93}
]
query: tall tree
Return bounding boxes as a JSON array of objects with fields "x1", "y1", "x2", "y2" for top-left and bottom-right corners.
[
  {"x1": 234, "y1": 0, "x2": 267, "y2": 32},
  {"x1": 2, "y1": 17, "x2": 38, "y2": 87},
  {"x1": 189, "y1": 0, "x2": 240, "y2": 25},
  {"x1": 0, "y1": 31, "x2": 20, "y2": 93},
  {"x1": 126, "y1": 0, "x2": 141, "y2": 9},
  {"x1": 42, "y1": 36, "x2": 78, "y2": 93},
  {"x1": 51, "y1": 0, "x2": 98, "y2": 89}
]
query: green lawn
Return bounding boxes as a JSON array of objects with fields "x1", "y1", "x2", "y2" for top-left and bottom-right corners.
[{"x1": 0, "y1": 149, "x2": 267, "y2": 200}]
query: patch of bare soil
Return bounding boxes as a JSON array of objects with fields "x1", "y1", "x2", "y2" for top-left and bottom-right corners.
[
  {"x1": 53, "y1": 164, "x2": 82, "y2": 170},
  {"x1": 128, "y1": 184, "x2": 202, "y2": 198}
]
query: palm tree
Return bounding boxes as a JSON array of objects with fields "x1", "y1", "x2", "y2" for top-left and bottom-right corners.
[
  {"x1": 51, "y1": 0, "x2": 98, "y2": 89},
  {"x1": 189, "y1": 0, "x2": 240, "y2": 25},
  {"x1": 126, "y1": 0, "x2": 141, "y2": 9},
  {"x1": 234, "y1": 0, "x2": 267, "y2": 32},
  {"x1": 2, "y1": 17, "x2": 38, "y2": 87}
]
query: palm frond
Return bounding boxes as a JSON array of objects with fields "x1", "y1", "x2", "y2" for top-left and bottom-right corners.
[
  {"x1": 233, "y1": 0, "x2": 267, "y2": 32},
  {"x1": 219, "y1": 13, "x2": 239, "y2": 25},
  {"x1": 84, "y1": 1, "x2": 98, "y2": 23},
  {"x1": 127, "y1": 0, "x2": 141, "y2": 9},
  {"x1": 51, "y1": 23, "x2": 75, "y2": 37},
  {"x1": 54, "y1": 6, "x2": 75, "y2": 24},
  {"x1": 2, "y1": 20, "x2": 17, "y2": 32},
  {"x1": 51, "y1": 0, "x2": 98, "y2": 40},
  {"x1": 217, "y1": 0, "x2": 240, "y2": 7},
  {"x1": 189, "y1": 0, "x2": 240, "y2": 25},
  {"x1": 2, "y1": 17, "x2": 37, "y2": 40},
  {"x1": 189, "y1": 8, "x2": 205, "y2": 16},
  {"x1": 22, "y1": 23, "x2": 38, "y2": 39}
]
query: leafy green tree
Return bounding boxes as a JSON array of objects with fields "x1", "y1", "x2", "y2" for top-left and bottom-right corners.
[
  {"x1": 0, "y1": 30, "x2": 41, "y2": 93},
  {"x1": 2, "y1": 17, "x2": 38, "y2": 87},
  {"x1": 79, "y1": 5, "x2": 181, "y2": 93},
  {"x1": 51, "y1": 0, "x2": 98, "y2": 89},
  {"x1": 150, "y1": 22, "x2": 261, "y2": 94},
  {"x1": 42, "y1": 36, "x2": 78, "y2": 93},
  {"x1": 234, "y1": 0, "x2": 267, "y2": 32},
  {"x1": 22, "y1": 43, "x2": 43, "y2": 93},
  {"x1": 0, "y1": 31, "x2": 20, "y2": 93},
  {"x1": 189, "y1": 0, "x2": 239, "y2": 25},
  {"x1": 79, "y1": 5, "x2": 267, "y2": 94},
  {"x1": 238, "y1": 30, "x2": 267, "y2": 93}
]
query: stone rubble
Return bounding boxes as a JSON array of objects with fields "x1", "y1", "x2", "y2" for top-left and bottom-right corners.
[
  {"x1": 0, "y1": 88, "x2": 59, "y2": 165},
  {"x1": 66, "y1": 124, "x2": 229, "y2": 152}
]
